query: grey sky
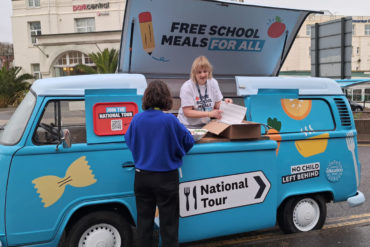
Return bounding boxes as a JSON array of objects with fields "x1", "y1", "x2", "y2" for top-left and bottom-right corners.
[
  {"x1": 0, "y1": 0, "x2": 12, "y2": 43},
  {"x1": 245, "y1": 0, "x2": 370, "y2": 16},
  {"x1": 1, "y1": 0, "x2": 370, "y2": 43}
]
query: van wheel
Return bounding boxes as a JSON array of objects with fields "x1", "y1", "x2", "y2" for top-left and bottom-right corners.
[
  {"x1": 65, "y1": 210, "x2": 132, "y2": 247},
  {"x1": 277, "y1": 195, "x2": 326, "y2": 233},
  {"x1": 354, "y1": 106, "x2": 362, "y2": 112}
]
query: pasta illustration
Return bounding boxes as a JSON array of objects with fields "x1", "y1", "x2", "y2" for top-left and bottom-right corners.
[{"x1": 32, "y1": 156, "x2": 97, "y2": 207}]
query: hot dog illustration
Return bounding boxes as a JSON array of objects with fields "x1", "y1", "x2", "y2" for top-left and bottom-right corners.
[{"x1": 139, "y1": 12, "x2": 155, "y2": 55}]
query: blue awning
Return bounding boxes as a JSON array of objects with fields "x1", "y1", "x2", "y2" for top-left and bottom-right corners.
[{"x1": 336, "y1": 79, "x2": 370, "y2": 88}]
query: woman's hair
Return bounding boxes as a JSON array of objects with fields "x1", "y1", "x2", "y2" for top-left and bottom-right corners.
[
  {"x1": 190, "y1": 56, "x2": 213, "y2": 83},
  {"x1": 142, "y1": 80, "x2": 173, "y2": 111}
]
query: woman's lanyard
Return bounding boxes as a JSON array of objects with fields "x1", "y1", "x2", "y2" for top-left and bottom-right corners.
[{"x1": 196, "y1": 82, "x2": 208, "y2": 112}]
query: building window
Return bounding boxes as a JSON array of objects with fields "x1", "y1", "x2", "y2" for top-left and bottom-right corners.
[
  {"x1": 69, "y1": 51, "x2": 83, "y2": 65},
  {"x1": 365, "y1": 24, "x2": 370, "y2": 35},
  {"x1": 364, "y1": 89, "x2": 370, "y2": 101},
  {"x1": 84, "y1": 55, "x2": 93, "y2": 64},
  {"x1": 55, "y1": 51, "x2": 93, "y2": 67},
  {"x1": 28, "y1": 0, "x2": 40, "y2": 8},
  {"x1": 353, "y1": 89, "x2": 362, "y2": 101},
  {"x1": 352, "y1": 24, "x2": 356, "y2": 35},
  {"x1": 75, "y1": 18, "x2": 95, "y2": 33},
  {"x1": 29, "y1": 21, "x2": 41, "y2": 44},
  {"x1": 31, "y1": 63, "x2": 41, "y2": 79},
  {"x1": 54, "y1": 51, "x2": 94, "y2": 76},
  {"x1": 306, "y1": 24, "x2": 313, "y2": 36}
]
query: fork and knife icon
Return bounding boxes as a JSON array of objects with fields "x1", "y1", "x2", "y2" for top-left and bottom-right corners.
[{"x1": 184, "y1": 186, "x2": 197, "y2": 211}]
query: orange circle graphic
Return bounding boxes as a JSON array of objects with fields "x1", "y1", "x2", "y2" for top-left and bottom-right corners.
[{"x1": 281, "y1": 99, "x2": 312, "y2": 120}]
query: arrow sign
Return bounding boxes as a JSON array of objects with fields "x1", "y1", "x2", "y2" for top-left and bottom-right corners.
[
  {"x1": 179, "y1": 171, "x2": 271, "y2": 217},
  {"x1": 254, "y1": 176, "x2": 266, "y2": 199}
]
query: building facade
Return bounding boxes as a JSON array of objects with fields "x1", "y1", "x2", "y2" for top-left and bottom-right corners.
[
  {"x1": 11, "y1": 1, "x2": 370, "y2": 79},
  {"x1": 11, "y1": 0, "x2": 126, "y2": 78}
]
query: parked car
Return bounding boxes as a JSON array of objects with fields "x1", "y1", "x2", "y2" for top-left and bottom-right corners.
[{"x1": 349, "y1": 100, "x2": 364, "y2": 112}]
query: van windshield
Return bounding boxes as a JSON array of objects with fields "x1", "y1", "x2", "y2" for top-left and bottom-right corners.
[{"x1": 0, "y1": 92, "x2": 36, "y2": 145}]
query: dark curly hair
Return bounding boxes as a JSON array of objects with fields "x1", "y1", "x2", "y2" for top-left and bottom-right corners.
[{"x1": 142, "y1": 80, "x2": 173, "y2": 111}]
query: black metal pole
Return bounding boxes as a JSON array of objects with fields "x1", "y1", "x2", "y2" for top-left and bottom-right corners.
[
  {"x1": 341, "y1": 17, "x2": 346, "y2": 79},
  {"x1": 128, "y1": 19, "x2": 135, "y2": 73},
  {"x1": 315, "y1": 23, "x2": 320, "y2": 77}
]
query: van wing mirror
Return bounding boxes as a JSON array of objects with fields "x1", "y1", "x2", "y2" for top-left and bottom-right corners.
[
  {"x1": 62, "y1": 129, "x2": 72, "y2": 148},
  {"x1": 56, "y1": 129, "x2": 72, "y2": 151}
]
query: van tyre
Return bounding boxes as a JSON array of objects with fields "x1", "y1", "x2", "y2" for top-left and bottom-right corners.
[
  {"x1": 277, "y1": 195, "x2": 326, "y2": 233},
  {"x1": 354, "y1": 106, "x2": 362, "y2": 112},
  {"x1": 64, "y1": 210, "x2": 132, "y2": 247}
]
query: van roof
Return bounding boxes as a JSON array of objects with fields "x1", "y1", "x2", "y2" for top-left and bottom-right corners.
[
  {"x1": 236, "y1": 76, "x2": 344, "y2": 95},
  {"x1": 31, "y1": 74, "x2": 147, "y2": 96},
  {"x1": 118, "y1": 0, "x2": 320, "y2": 77}
]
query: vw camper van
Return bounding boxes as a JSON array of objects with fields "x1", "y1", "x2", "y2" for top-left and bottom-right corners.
[{"x1": 0, "y1": 0, "x2": 364, "y2": 246}]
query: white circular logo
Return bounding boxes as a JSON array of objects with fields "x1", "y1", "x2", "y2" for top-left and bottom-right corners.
[{"x1": 326, "y1": 160, "x2": 343, "y2": 182}]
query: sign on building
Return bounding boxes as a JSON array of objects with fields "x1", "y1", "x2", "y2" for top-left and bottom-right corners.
[{"x1": 311, "y1": 17, "x2": 352, "y2": 79}]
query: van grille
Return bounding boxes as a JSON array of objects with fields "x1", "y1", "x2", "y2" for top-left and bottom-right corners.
[{"x1": 334, "y1": 98, "x2": 351, "y2": 127}]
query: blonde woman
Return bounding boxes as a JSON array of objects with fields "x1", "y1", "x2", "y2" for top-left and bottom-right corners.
[{"x1": 178, "y1": 56, "x2": 232, "y2": 127}]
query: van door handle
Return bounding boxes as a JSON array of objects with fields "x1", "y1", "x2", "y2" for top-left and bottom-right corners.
[{"x1": 122, "y1": 161, "x2": 135, "y2": 168}]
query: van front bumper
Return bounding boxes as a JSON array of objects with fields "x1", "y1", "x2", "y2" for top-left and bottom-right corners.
[{"x1": 347, "y1": 191, "x2": 365, "y2": 207}]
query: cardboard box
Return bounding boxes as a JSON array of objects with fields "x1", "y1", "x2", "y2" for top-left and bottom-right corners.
[{"x1": 203, "y1": 120, "x2": 261, "y2": 140}]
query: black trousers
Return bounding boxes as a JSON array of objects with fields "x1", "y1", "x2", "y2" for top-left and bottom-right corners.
[{"x1": 134, "y1": 169, "x2": 179, "y2": 247}]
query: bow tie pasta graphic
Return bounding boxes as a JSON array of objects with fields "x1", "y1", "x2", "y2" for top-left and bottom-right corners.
[{"x1": 32, "y1": 156, "x2": 97, "y2": 208}]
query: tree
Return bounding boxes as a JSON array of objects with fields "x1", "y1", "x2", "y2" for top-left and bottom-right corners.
[
  {"x1": 75, "y1": 48, "x2": 119, "y2": 74},
  {"x1": 0, "y1": 62, "x2": 33, "y2": 107}
]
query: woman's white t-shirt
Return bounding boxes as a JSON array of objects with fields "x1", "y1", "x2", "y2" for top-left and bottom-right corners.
[{"x1": 177, "y1": 78, "x2": 223, "y2": 127}]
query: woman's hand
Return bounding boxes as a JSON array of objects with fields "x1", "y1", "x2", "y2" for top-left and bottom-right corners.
[
  {"x1": 183, "y1": 107, "x2": 222, "y2": 119},
  {"x1": 183, "y1": 107, "x2": 223, "y2": 119},
  {"x1": 224, "y1": 98, "x2": 233, "y2": 104},
  {"x1": 209, "y1": 109, "x2": 223, "y2": 119}
]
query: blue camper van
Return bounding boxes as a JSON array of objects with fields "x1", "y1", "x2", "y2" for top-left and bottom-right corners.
[{"x1": 0, "y1": 0, "x2": 365, "y2": 246}]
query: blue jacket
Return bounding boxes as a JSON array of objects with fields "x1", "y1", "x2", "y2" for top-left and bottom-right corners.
[{"x1": 125, "y1": 109, "x2": 194, "y2": 171}]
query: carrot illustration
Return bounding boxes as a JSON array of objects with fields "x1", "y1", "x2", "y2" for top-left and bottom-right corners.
[{"x1": 266, "y1": 117, "x2": 282, "y2": 155}]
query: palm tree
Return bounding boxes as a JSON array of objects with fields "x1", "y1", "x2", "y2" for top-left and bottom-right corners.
[
  {"x1": 76, "y1": 48, "x2": 119, "y2": 74},
  {"x1": 0, "y1": 62, "x2": 33, "y2": 107}
]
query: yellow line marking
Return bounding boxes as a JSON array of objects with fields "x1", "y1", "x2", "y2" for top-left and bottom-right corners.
[
  {"x1": 186, "y1": 214, "x2": 370, "y2": 247},
  {"x1": 326, "y1": 212, "x2": 370, "y2": 223},
  {"x1": 324, "y1": 217, "x2": 370, "y2": 229}
]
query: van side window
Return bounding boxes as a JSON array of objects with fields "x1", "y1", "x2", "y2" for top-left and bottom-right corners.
[
  {"x1": 250, "y1": 98, "x2": 334, "y2": 133},
  {"x1": 33, "y1": 100, "x2": 86, "y2": 145}
]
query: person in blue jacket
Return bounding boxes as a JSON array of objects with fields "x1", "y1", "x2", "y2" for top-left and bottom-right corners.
[{"x1": 125, "y1": 80, "x2": 194, "y2": 247}]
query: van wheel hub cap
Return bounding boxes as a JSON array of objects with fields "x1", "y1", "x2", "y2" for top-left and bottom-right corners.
[
  {"x1": 79, "y1": 223, "x2": 121, "y2": 247},
  {"x1": 292, "y1": 198, "x2": 320, "y2": 231}
]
